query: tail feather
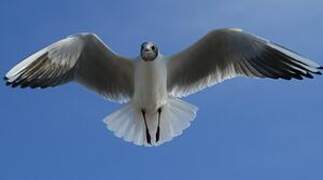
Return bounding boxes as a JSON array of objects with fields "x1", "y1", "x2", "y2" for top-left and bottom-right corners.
[
  {"x1": 104, "y1": 103, "x2": 143, "y2": 146},
  {"x1": 133, "y1": 117, "x2": 145, "y2": 145},
  {"x1": 103, "y1": 98, "x2": 198, "y2": 147},
  {"x1": 158, "y1": 98, "x2": 197, "y2": 144}
]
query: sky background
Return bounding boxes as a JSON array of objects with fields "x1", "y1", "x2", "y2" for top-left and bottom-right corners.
[{"x1": 1, "y1": 0, "x2": 323, "y2": 179}]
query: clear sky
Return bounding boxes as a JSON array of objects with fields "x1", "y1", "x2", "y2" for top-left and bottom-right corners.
[{"x1": 1, "y1": 0, "x2": 323, "y2": 180}]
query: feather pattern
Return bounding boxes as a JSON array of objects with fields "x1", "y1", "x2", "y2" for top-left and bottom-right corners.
[
  {"x1": 167, "y1": 28, "x2": 322, "y2": 97},
  {"x1": 5, "y1": 33, "x2": 134, "y2": 103}
]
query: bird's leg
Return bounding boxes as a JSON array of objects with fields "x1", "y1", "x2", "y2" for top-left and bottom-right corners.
[
  {"x1": 156, "y1": 107, "x2": 162, "y2": 143},
  {"x1": 141, "y1": 109, "x2": 151, "y2": 144}
]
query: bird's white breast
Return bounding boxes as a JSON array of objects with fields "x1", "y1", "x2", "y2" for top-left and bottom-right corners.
[{"x1": 133, "y1": 57, "x2": 168, "y2": 111}]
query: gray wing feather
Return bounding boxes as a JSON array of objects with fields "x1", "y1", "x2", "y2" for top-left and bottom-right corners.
[
  {"x1": 5, "y1": 33, "x2": 134, "y2": 103},
  {"x1": 167, "y1": 28, "x2": 322, "y2": 97}
]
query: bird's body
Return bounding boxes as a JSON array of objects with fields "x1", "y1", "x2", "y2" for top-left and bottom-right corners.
[
  {"x1": 5, "y1": 28, "x2": 322, "y2": 147},
  {"x1": 133, "y1": 55, "x2": 167, "y2": 112},
  {"x1": 131, "y1": 56, "x2": 169, "y2": 145},
  {"x1": 108, "y1": 55, "x2": 196, "y2": 145}
]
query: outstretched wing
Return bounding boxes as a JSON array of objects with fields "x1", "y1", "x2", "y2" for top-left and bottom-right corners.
[
  {"x1": 5, "y1": 33, "x2": 134, "y2": 103},
  {"x1": 167, "y1": 28, "x2": 322, "y2": 97}
]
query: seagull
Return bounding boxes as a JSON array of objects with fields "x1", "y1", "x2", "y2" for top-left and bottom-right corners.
[{"x1": 5, "y1": 28, "x2": 322, "y2": 146}]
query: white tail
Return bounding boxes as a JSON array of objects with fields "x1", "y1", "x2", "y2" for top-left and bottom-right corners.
[
  {"x1": 103, "y1": 98, "x2": 198, "y2": 147},
  {"x1": 157, "y1": 98, "x2": 198, "y2": 145},
  {"x1": 103, "y1": 103, "x2": 147, "y2": 146}
]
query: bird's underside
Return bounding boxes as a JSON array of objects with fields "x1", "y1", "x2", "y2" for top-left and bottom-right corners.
[{"x1": 4, "y1": 28, "x2": 322, "y2": 146}]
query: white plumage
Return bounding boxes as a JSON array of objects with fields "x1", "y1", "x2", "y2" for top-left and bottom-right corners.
[{"x1": 5, "y1": 28, "x2": 322, "y2": 147}]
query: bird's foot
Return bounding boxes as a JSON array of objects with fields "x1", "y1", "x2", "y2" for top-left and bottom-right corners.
[{"x1": 141, "y1": 109, "x2": 152, "y2": 145}]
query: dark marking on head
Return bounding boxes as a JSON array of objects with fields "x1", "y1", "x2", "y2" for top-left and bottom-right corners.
[{"x1": 140, "y1": 42, "x2": 159, "y2": 62}]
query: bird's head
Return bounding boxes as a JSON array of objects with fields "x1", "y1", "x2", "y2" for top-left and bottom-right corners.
[{"x1": 140, "y1": 42, "x2": 159, "y2": 62}]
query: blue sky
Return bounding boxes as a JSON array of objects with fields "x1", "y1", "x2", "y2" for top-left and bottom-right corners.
[{"x1": 1, "y1": 0, "x2": 323, "y2": 179}]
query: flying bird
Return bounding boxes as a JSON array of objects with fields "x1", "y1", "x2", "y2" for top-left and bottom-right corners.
[{"x1": 5, "y1": 28, "x2": 322, "y2": 146}]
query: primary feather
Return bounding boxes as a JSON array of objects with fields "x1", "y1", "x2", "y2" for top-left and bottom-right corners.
[
  {"x1": 5, "y1": 33, "x2": 134, "y2": 103},
  {"x1": 167, "y1": 28, "x2": 322, "y2": 97}
]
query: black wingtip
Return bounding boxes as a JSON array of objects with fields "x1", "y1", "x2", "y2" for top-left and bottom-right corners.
[
  {"x1": 317, "y1": 66, "x2": 323, "y2": 75},
  {"x1": 5, "y1": 82, "x2": 11, "y2": 86},
  {"x1": 4, "y1": 76, "x2": 11, "y2": 86},
  {"x1": 304, "y1": 73, "x2": 314, "y2": 79},
  {"x1": 11, "y1": 83, "x2": 20, "y2": 88}
]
